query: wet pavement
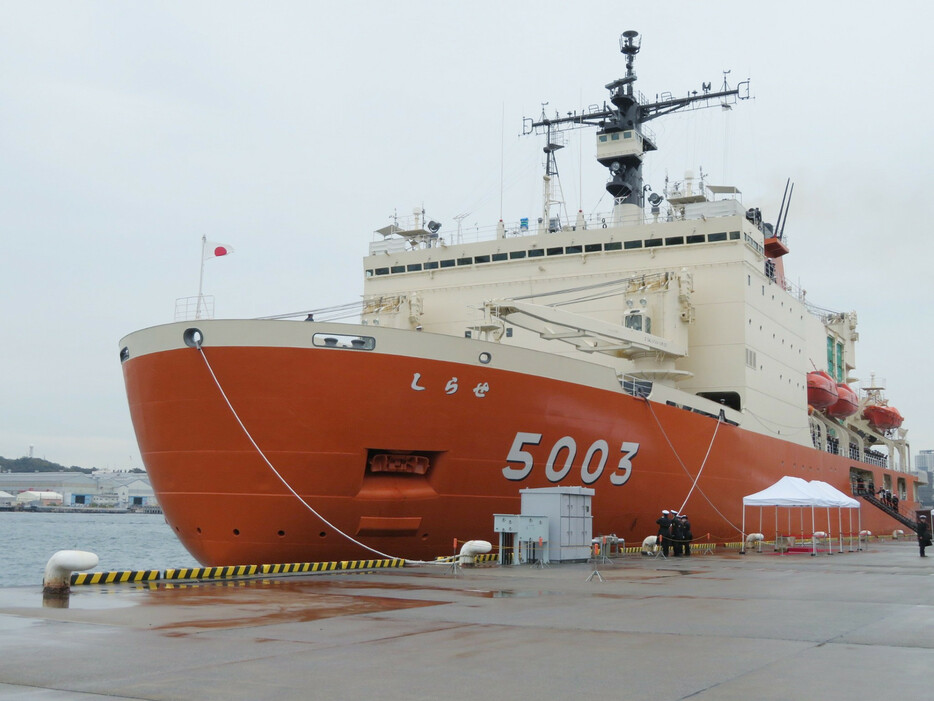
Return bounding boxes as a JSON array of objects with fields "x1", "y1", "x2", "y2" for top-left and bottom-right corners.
[{"x1": 0, "y1": 541, "x2": 932, "y2": 700}]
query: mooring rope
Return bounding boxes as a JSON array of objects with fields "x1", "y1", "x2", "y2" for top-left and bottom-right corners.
[
  {"x1": 644, "y1": 398, "x2": 743, "y2": 535},
  {"x1": 196, "y1": 345, "x2": 448, "y2": 566}
]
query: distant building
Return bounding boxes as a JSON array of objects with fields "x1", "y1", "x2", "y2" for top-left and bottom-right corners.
[
  {"x1": 915, "y1": 450, "x2": 934, "y2": 508},
  {"x1": 0, "y1": 473, "x2": 157, "y2": 509},
  {"x1": 15, "y1": 490, "x2": 63, "y2": 506}
]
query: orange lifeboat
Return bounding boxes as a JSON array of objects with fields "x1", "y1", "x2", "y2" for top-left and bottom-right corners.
[
  {"x1": 826, "y1": 383, "x2": 858, "y2": 419},
  {"x1": 806, "y1": 371, "x2": 838, "y2": 410},
  {"x1": 862, "y1": 404, "x2": 904, "y2": 430}
]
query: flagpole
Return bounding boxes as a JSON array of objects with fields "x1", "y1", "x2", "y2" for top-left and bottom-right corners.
[{"x1": 196, "y1": 235, "x2": 207, "y2": 319}]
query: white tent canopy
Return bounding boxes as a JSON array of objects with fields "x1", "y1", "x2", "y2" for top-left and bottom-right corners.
[
  {"x1": 743, "y1": 476, "x2": 823, "y2": 507},
  {"x1": 741, "y1": 476, "x2": 862, "y2": 555},
  {"x1": 807, "y1": 480, "x2": 860, "y2": 508}
]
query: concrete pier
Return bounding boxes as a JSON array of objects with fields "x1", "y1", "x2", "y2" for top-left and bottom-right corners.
[{"x1": 0, "y1": 541, "x2": 931, "y2": 699}]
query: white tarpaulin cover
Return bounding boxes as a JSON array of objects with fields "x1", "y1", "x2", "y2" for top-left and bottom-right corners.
[
  {"x1": 741, "y1": 476, "x2": 862, "y2": 555},
  {"x1": 807, "y1": 480, "x2": 860, "y2": 508},
  {"x1": 742, "y1": 476, "x2": 830, "y2": 507}
]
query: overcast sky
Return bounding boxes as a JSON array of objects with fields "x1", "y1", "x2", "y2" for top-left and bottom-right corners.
[{"x1": 2, "y1": 1, "x2": 932, "y2": 470}]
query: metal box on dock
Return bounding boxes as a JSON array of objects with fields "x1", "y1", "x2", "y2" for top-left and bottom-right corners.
[{"x1": 519, "y1": 486, "x2": 594, "y2": 562}]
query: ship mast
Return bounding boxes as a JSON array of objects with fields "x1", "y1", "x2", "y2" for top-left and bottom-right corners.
[
  {"x1": 523, "y1": 31, "x2": 750, "y2": 224},
  {"x1": 539, "y1": 114, "x2": 565, "y2": 235}
]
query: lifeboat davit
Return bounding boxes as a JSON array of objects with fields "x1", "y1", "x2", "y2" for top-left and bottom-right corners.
[
  {"x1": 806, "y1": 371, "x2": 838, "y2": 410},
  {"x1": 862, "y1": 404, "x2": 904, "y2": 431},
  {"x1": 826, "y1": 383, "x2": 858, "y2": 419}
]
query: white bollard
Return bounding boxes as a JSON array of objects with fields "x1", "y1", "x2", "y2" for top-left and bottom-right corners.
[
  {"x1": 457, "y1": 540, "x2": 492, "y2": 566},
  {"x1": 743, "y1": 533, "x2": 765, "y2": 554},
  {"x1": 43, "y1": 550, "x2": 99, "y2": 598},
  {"x1": 641, "y1": 535, "x2": 658, "y2": 555}
]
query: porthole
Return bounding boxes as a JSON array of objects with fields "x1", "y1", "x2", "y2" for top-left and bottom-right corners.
[
  {"x1": 183, "y1": 328, "x2": 204, "y2": 348},
  {"x1": 479, "y1": 352, "x2": 492, "y2": 364},
  {"x1": 277, "y1": 530, "x2": 285, "y2": 537},
  {"x1": 319, "y1": 531, "x2": 327, "y2": 538},
  {"x1": 196, "y1": 527, "x2": 202, "y2": 534},
  {"x1": 233, "y1": 528, "x2": 240, "y2": 536}
]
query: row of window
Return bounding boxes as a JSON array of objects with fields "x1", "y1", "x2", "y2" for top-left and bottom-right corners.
[
  {"x1": 368, "y1": 231, "x2": 743, "y2": 277},
  {"x1": 827, "y1": 336, "x2": 845, "y2": 382},
  {"x1": 598, "y1": 131, "x2": 635, "y2": 142}
]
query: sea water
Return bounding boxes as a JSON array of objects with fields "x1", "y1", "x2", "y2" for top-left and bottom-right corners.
[{"x1": 0, "y1": 512, "x2": 199, "y2": 588}]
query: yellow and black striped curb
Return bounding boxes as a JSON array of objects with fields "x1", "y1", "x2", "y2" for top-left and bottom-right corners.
[
  {"x1": 70, "y1": 558, "x2": 406, "y2": 585},
  {"x1": 433, "y1": 553, "x2": 499, "y2": 564},
  {"x1": 70, "y1": 569, "x2": 161, "y2": 585}
]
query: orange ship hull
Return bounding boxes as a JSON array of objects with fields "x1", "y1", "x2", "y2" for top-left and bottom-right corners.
[{"x1": 121, "y1": 322, "x2": 914, "y2": 565}]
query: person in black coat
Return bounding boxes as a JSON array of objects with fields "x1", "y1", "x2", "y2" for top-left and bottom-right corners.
[
  {"x1": 919, "y1": 516, "x2": 931, "y2": 558},
  {"x1": 670, "y1": 515, "x2": 684, "y2": 556},
  {"x1": 655, "y1": 509, "x2": 673, "y2": 556},
  {"x1": 680, "y1": 514, "x2": 693, "y2": 556}
]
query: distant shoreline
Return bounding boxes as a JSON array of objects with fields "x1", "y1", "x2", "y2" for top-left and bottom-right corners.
[{"x1": 0, "y1": 506, "x2": 162, "y2": 515}]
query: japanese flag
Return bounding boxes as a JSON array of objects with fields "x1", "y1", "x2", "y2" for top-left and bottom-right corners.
[{"x1": 203, "y1": 241, "x2": 235, "y2": 259}]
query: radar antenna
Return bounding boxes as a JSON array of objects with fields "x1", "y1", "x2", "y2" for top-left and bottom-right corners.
[{"x1": 522, "y1": 31, "x2": 750, "y2": 212}]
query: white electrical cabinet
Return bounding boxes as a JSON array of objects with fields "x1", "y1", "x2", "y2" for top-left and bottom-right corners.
[{"x1": 519, "y1": 486, "x2": 594, "y2": 562}]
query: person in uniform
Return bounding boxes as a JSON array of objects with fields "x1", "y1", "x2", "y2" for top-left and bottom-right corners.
[
  {"x1": 655, "y1": 509, "x2": 673, "y2": 556},
  {"x1": 918, "y1": 515, "x2": 931, "y2": 558},
  {"x1": 669, "y1": 513, "x2": 684, "y2": 556},
  {"x1": 680, "y1": 514, "x2": 693, "y2": 556}
]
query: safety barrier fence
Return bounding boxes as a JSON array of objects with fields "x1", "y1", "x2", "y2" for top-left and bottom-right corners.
[
  {"x1": 70, "y1": 535, "x2": 910, "y2": 586},
  {"x1": 70, "y1": 558, "x2": 406, "y2": 585}
]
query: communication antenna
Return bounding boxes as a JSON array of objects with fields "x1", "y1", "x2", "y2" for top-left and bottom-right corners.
[
  {"x1": 778, "y1": 182, "x2": 794, "y2": 239},
  {"x1": 522, "y1": 31, "x2": 750, "y2": 212},
  {"x1": 453, "y1": 212, "x2": 469, "y2": 244}
]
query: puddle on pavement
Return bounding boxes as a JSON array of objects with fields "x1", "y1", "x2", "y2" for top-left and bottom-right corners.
[
  {"x1": 96, "y1": 578, "x2": 448, "y2": 633},
  {"x1": 153, "y1": 593, "x2": 441, "y2": 634},
  {"x1": 467, "y1": 590, "x2": 563, "y2": 598}
]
